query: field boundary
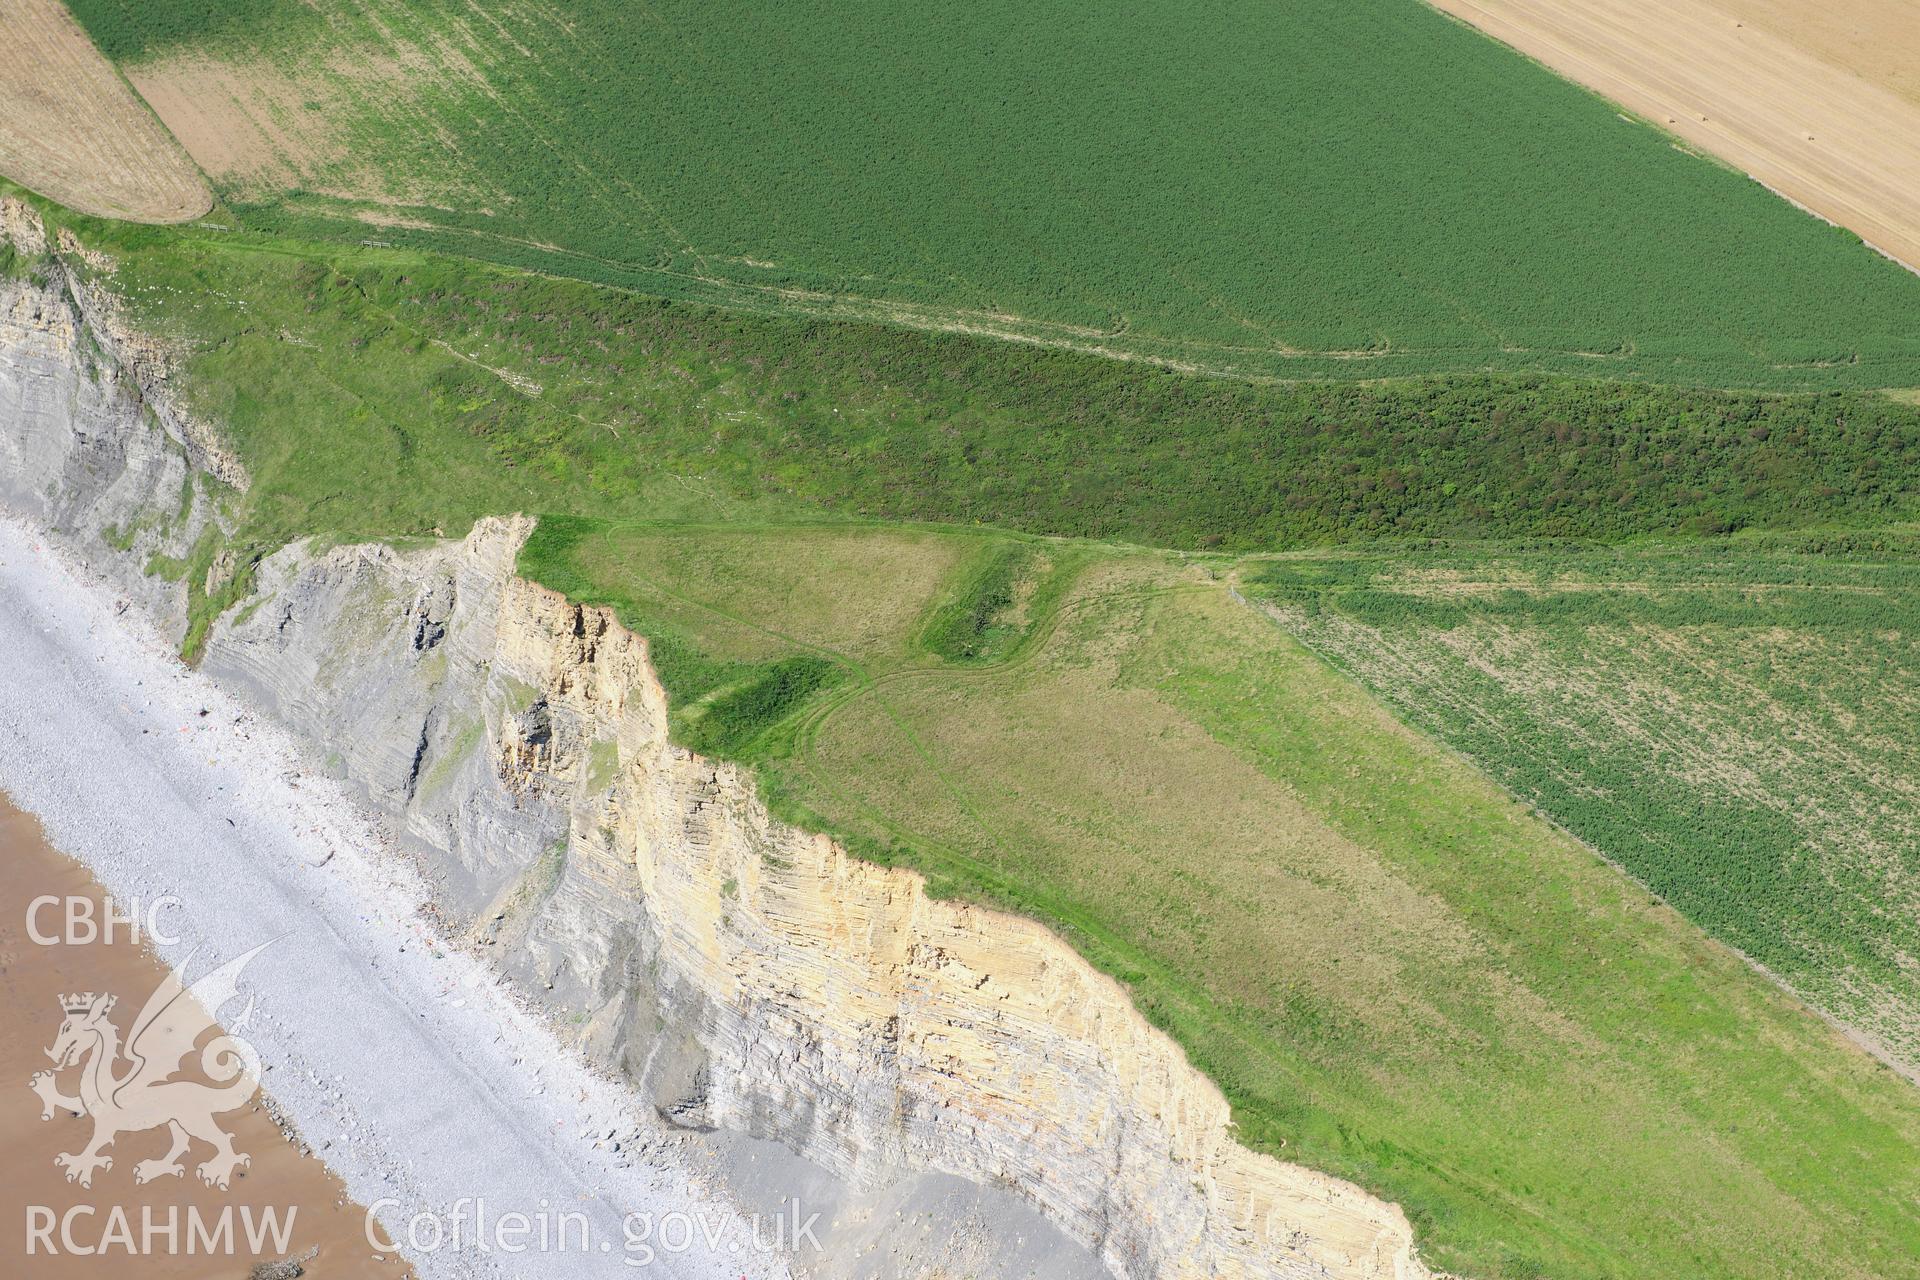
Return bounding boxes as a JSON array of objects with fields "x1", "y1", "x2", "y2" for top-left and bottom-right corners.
[{"x1": 1426, "y1": 0, "x2": 1920, "y2": 274}]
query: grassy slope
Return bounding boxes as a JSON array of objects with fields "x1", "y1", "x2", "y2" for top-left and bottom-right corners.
[
  {"x1": 61, "y1": 0, "x2": 1920, "y2": 388},
  {"x1": 1249, "y1": 538, "x2": 1920, "y2": 1072},
  {"x1": 19, "y1": 195, "x2": 1920, "y2": 1277},
  {"x1": 55, "y1": 211, "x2": 1920, "y2": 578},
  {"x1": 522, "y1": 516, "x2": 1920, "y2": 1280}
]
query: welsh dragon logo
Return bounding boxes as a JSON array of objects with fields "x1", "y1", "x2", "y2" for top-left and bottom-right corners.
[{"x1": 28, "y1": 940, "x2": 275, "y2": 1191}]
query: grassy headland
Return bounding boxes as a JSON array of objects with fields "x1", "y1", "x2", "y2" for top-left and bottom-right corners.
[{"x1": 12, "y1": 191, "x2": 1920, "y2": 1279}]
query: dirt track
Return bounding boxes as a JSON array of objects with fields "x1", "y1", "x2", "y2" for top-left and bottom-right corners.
[
  {"x1": 1429, "y1": 0, "x2": 1920, "y2": 273},
  {"x1": 0, "y1": 0, "x2": 209, "y2": 222}
]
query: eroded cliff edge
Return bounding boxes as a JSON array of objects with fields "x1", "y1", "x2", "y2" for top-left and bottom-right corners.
[{"x1": 0, "y1": 207, "x2": 1434, "y2": 1280}]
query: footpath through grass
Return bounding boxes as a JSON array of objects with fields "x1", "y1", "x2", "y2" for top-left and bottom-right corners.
[{"x1": 63, "y1": 0, "x2": 1920, "y2": 387}]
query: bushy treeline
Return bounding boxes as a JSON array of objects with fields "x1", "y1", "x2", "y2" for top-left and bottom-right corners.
[{"x1": 377, "y1": 266, "x2": 1920, "y2": 550}]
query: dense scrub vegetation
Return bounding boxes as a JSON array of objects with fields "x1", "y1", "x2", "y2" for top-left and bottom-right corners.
[
  {"x1": 67, "y1": 0, "x2": 1920, "y2": 386},
  {"x1": 22, "y1": 187, "x2": 1920, "y2": 1280},
  {"x1": 88, "y1": 221, "x2": 1919, "y2": 564},
  {"x1": 682, "y1": 655, "x2": 843, "y2": 757},
  {"x1": 11, "y1": 169, "x2": 1920, "y2": 1280},
  {"x1": 347, "y1": 272, "x2": 1920, "y2": 544},
  {"x1": 917, "y1": 545, "x2": 1049, "y2": 663}
]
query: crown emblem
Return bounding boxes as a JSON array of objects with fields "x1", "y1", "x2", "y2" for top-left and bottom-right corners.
[{"x1": 32, "y1": 941, "x2": 277, "y2": 1193}]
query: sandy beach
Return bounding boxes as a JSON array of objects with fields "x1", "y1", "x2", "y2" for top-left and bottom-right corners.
[
  {"x1": 0, "y1": 514, "x2": 788, "y2": 1280},
  {"x1": 0, "y1": 794, "x2": 409, "y2": 1278}
]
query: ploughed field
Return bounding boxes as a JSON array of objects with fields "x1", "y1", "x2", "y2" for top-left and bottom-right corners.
[
  {"x1": 7, "y1": 83, "x2": 1920, "y2": 1276},
  {"x1": 1430, "y1": 0, "x2": 1920, "y2": 275},
  {"x1": 0, "y1": 0, "x2": 208, "y2": 222},
  {"x1": 56, "y1": 0, "x2": 1920, "y2": 388}
]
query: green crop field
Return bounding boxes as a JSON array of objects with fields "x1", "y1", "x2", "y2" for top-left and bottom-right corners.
[
  {"x1": 1249, "y1": 537, "x2": 1920, "y2": 1075},
  {"x1": 61, "y1": 0, "x2": 1920, "y2": 387}
]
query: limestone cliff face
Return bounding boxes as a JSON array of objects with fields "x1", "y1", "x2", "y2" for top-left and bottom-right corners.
[
  {"x1": 1, "y1": 208, "x2": 1435, "y2": 1280},
  {"x1": 48, "y1": 218, "x2": 251, "y2": 493},
  {"x1": 0, "y1": 203, "x2": 221, "y2": 630},
  {"x1": 521, "y1": 572, "x2": 1430, "y2": 1280},
  {"x1": 200, "y1": 519, "x2": 1431, "y2": 1280}
]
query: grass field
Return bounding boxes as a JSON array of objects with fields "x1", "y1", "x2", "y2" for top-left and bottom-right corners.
[
  {"x1": 1249, "y1": 537, "x2": 1920, "y2": 1077},
  {"x1": 519, "y1": 516, "x2": 1920, "y2": 1280},
  {"x1": 58, "y1": 0, "x2": 1920, "y2": 387},
  {"x1": 17, "y1": 189, "x2": 1920, "y2": 1278}
]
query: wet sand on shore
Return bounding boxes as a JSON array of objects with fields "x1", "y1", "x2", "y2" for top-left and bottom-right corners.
[{"x1": 0, "y1": 793, "x2": 405, "y2": 1278}]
